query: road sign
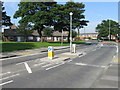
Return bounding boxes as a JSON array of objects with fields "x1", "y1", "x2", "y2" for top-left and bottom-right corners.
[{"x1": 48, "y1": 46, "x2": 53, "y2": 51}]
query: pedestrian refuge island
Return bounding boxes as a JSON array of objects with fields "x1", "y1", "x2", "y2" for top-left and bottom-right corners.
[{"x1": 48, "y1": 46, "x2": 54, "y2": 59}]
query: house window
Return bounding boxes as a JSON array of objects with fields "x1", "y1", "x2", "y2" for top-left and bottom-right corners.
[
  {"x1": 63, "y1": 37, "x2": 66, "y2": 40},
  {"x1": 28, "y1": 36, "x2": 33, "y2": 40},
  {"x1": 47, "y1": 37, "x2": 51, "y2": 40},
  {"x1": 8, "y1": 36, "x2": 14, "y2": 40},
  {"x1": 36, "y1": 37, "x2": 40, "y2": 42},
  {"x1": 17, "y1": 36, "x2": 24, "y2": 42}
]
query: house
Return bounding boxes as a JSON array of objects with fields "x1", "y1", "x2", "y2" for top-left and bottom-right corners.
[
  {"x1": 80, "y1": 33, "x2": 98, "y2": 40},
  {"x1": 2, "y1": 25, "x2": 69, "y2": 42}
]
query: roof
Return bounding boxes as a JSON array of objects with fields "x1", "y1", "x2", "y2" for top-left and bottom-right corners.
[
  {"x1": 4, "y1": 29, "x2": 21, "y2": 36},
  {"x1": 9, "y1": 24, "x2": 18, "y2": 29}
]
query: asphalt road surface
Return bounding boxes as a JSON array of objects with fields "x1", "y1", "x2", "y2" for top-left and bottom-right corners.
[{"x1": 1, "y1": 41, "x2": 117, "y2": 88}]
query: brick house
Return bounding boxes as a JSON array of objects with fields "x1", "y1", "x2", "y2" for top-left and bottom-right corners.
[
  {"x1": 2, "y1": 25, "x2": 69, "y2": 42},
  {"x1": 80, "y1": 33, "x2": 98, "y2": 40}
]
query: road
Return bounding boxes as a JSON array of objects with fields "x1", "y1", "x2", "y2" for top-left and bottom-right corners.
[{"x1": 0, "y1": 41, "x2": 117, "y2": 88}]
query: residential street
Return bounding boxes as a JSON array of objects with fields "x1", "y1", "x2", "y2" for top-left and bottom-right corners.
[{"x1": 0, "y1": 41, "x2": 118, "y2": 88}]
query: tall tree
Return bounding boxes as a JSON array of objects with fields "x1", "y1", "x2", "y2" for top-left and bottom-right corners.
[
  {"x1": 52, "y1": 1, "x2": 88, "y2": 42},
  {"x1": 96, "y1": 19, "x2": 120, "y2": 40},
  {"x1": 14, "y1": 1, "x2": 88, "y2": 42},
  {"x1": 14, "y1": 2, "x2": 57, "y2": 42},
  {"x1": 0, "y1": 1, "x2": 12, "y2": 27}
]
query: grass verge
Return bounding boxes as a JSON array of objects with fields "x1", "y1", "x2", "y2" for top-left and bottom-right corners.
[{"x1": 1, "y1": 41, "x2": 85, "y2": 52}]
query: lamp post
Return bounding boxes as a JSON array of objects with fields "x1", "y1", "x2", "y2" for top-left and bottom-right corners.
[
  {"x1": 61, "y1": 29, "x2": 63, "y2": 46},
  {"x1": 69, "y1": 12, "x2": 73, "y2": 53},
  {"x1": 109, "y1": 19, "x2": 111, "y2": 41}
]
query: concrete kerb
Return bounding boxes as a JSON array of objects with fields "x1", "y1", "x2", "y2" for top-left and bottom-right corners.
[
  {"x1": 1, "y1": 45, "x2": 82, "y2": 59},
  {"x1": 40, "y1": 51, "x2": 83, "y2": 63},
  {"x1": 0, "y1": 46, "x2": 70, "y2": 58},
  {"x1": 1, "y1": 45, "x2": 83, "y2": 66}
]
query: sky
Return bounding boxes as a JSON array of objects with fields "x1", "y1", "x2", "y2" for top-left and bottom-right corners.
[{"x1": 3, "y1": 1, "x2": 118, "y2": 33}]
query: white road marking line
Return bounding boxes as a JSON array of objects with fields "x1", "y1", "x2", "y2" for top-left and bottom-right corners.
[
  {"x1": 24, "y1": 62, "x2": 32, "y2": 73},
  {"x1": 113, "y1": 55, "x2": 116, "y2": 59},
  {"x1": 116, "y1": 46, "x2": 118, "y2": 53},
  {"x1": 0, "y1": 73, "x2": 20, "y2": 81},
  {"x1": 75, "y1": 63, "x2": 106, "y2": 68},
  {"x1": 46, "y1": 63, "x2": 65, "y2": 70},
  {"x1": 0, "y1": 72, "x2": 11, "y2": 76},
  {"x1": 0, "y1": 80, "x2": 13, "y2": 86},
  {"x1": 75, "y1": 63, "x2": 87, "y2": 66},
  {"x1": 42, "y1": 63, "x2": 52, "y2": 68},
  {"x1": 34, "y1": 62, "x2": 46, "y2": 67}
]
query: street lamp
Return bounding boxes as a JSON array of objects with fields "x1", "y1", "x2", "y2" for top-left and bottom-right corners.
[
  {"x1": 69, "y1": 12, "x2": 73, "y2": 53},
  {"x1": 109, "y1": 19, "x2": 111, "y2": 41},
  {"x1": 61, "y1": 29, "x2": 63, "y2": 46}
]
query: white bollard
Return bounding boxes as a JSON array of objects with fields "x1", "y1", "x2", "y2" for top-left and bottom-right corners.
[{"x1": 72, "y1": 44, "x2": 76, "y2": 53}]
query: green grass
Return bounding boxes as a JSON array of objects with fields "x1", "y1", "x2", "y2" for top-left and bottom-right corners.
[{"x1": 1, "y1": 41, "x2": 85, "y2": 52}]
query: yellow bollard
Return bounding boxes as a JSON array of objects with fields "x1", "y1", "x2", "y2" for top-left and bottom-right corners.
[{"x1": 48, "y1": 46, "x2": 54, "y2": 59}]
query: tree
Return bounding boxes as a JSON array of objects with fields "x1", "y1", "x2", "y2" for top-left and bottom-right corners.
[
  {"x1": 0, "y1": 1, "x2": 12, "y2": 27},
  {"x1": 72, "y1": 30, "x2": 77, "y2": 38},
  {"x1": 14, "y1": 2, "x2": 57, "y2": 42},
  {"x1": 52, "y1": 1, "x2": 88, "y2": 42},
  {"x1": 96, "y1": 19, "x2": 120, "y2": 40},
  {"x1": 14, "y1": 1, "x2": 88, "y2": 42},
  {"x1": 43, "y1": 27, "x2": 53, "y2": 37},
  {"x1": 17, "y1": 23, "x2": 33, "y2": 42}
]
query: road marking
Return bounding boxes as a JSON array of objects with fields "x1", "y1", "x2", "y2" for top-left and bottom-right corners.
[
  {"x1": 0, "y1": 80, "x2": 13, "y2": 86},
  {"x1": 34, "y1": 62, "x2": 46, "y2": 67},
  {"x1": 75, "y1": 63, "x2": 87, "y2": 66},
  {"x1": 46, "y1": 63, "x2": 65, "y2": 70},
  {"x1": 0, "y1": 73, "x2": 20, "y2": 81},
  {"x1": 0, "y1": 72, "x2": 11, "y2": 76},
  {"x1": 75, "y1": 63, "x2": 106, "y2": 68},
  {"x1": 116, "y1": 46, "x2": 118, "y2": 53},
  {"x1": 42, "y1": 63, "x2": 52, "y2": 68},
  {"x1": 24, "y1": 62, "x2": 32, "y2": 73}
]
